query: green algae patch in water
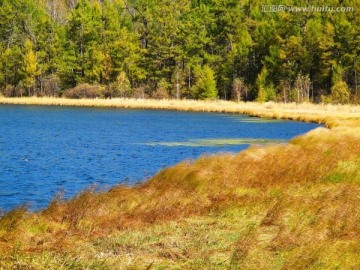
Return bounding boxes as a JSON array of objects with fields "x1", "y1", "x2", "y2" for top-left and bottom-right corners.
[{"x1": 140, "y1": 138, "x2": 286, "y2": 147}]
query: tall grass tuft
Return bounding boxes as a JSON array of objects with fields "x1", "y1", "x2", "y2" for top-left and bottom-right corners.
[{"x1": 0, "y1": 206, "x2": 28, "y2": 233}]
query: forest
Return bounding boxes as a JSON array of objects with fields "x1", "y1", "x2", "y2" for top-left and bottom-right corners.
[{"x1": 0, "y1": 0, "x2": 359, "y2": 103}]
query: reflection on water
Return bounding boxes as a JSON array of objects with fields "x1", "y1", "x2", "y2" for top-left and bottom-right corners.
[{"x1": 0, "y1": 105, "x2": 321, "y2": 210}]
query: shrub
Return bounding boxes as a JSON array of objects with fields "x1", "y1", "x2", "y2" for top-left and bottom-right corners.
[
  {"x1": 63, "y1": 83, "x2": 104, "y2": 99},
  {"x1": 42, "y1": 75, "x2": 61, "y2": 97},
  {"x1": 14, "y1": 82, "x2": 26, "y2": 97},
  {"x1": 104, "y1": 72, "x2": 132, "y2": 98},
  {"x1": 322, "y1": 81, "x2": 351, "y2": 104},
  {"x1": 132, "y1": 86, "x2": 148, "y2": 99},
  {"x1": 329, "y1": 81, "x2": 350, "y2": 104},
  {"x1": 152, "y1": 79, "x2": 170, "y2": 99},
  {"x1": 255, "y1": 66, "x2": 276, "y2": 102},
  {"x1": 351, "y1": 91, "x2": 360, "y2": 104},
  {"x1": 152, "y1": 87, "x2": 169, "y2": 99},
  {"x1": 2, "y1": 85, "x2": 15, "y2": 97},
  {"x1": 2, "y1": 83, "x2": 26, "y2": 97}
]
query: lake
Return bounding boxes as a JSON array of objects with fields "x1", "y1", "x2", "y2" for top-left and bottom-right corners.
[{"x1": 0, "y1": 105, "x2": 321, "y2": 211}]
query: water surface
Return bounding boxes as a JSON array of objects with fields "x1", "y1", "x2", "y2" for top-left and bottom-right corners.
[{"x1": 0, "y1": 105, "x2": 321, "y2": 210}]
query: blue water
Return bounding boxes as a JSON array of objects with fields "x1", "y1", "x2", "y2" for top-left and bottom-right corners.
[{"x1": 0, "y1": 105, "x2": 321, "y2": 211}]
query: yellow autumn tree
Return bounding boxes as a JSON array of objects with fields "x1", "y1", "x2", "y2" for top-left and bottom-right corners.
[{"x1": 22, "y1": 39, "x2": 38, "y2": 96}]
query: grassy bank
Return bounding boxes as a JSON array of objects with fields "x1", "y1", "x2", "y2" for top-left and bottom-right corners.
[{"x1": 0, "y1": 98, "x2": 359, "y2": 269}]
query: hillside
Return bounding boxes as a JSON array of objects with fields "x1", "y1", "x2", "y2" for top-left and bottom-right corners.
[{"x1": 0, "y1": 0, "x2": 359, "y2": 103}]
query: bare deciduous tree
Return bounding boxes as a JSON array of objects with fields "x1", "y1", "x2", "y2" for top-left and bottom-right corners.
[
  {"x1": 294, "y1": 74, "x2": 311, "y2": 103},
  {"x1": 231, "y1": 77, "x2": 248, "y2": 102}
]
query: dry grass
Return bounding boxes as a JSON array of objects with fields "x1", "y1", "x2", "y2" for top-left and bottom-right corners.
[
  {"x1": 0, "y1": 98, "x2": 359, "y2": 269},
  {"x1": 0, "y1": 97, "x2": 359, "y2": 126}
]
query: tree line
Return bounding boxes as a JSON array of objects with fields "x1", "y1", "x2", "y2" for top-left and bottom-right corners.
[{"x1": 0, "y1": 0, "x2": 359, "y2": 103}]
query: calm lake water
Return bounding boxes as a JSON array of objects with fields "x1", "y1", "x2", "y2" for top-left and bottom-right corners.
[{"x1": 0, "y1": 105, "x2": 321, "y2": 211}]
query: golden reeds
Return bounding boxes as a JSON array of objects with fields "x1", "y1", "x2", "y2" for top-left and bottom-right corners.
[{"x1": 0, "y1": 97, "x2": 359, "y2": 127}]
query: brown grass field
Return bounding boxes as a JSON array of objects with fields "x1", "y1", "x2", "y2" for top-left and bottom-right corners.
[{"x1": 0, "y1": 97, "x2": 359, "y2": 269}]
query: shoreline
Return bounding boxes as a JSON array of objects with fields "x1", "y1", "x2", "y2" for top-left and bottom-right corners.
[{"x1": 1, "y1": 97, "x2": 360, "y2": 128}]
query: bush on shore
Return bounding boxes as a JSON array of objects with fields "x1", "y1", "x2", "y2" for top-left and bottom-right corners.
[{"x1": 63, "y1": 83, "x2": 104, "y2": 99}]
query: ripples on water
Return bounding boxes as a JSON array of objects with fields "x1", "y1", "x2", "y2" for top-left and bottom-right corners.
[{"x1": 0, "y1": 105, "x2": 321, "y2": 210}]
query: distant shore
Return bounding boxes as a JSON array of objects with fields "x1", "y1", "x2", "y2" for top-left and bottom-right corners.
[{"x1": 1, "y1": 97, "x2": 360, "y2": 128}]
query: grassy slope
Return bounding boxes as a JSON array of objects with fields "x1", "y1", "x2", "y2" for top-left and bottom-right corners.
[{"x1": 0, "y1": 99, "x2": 359, "y2": 269}]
